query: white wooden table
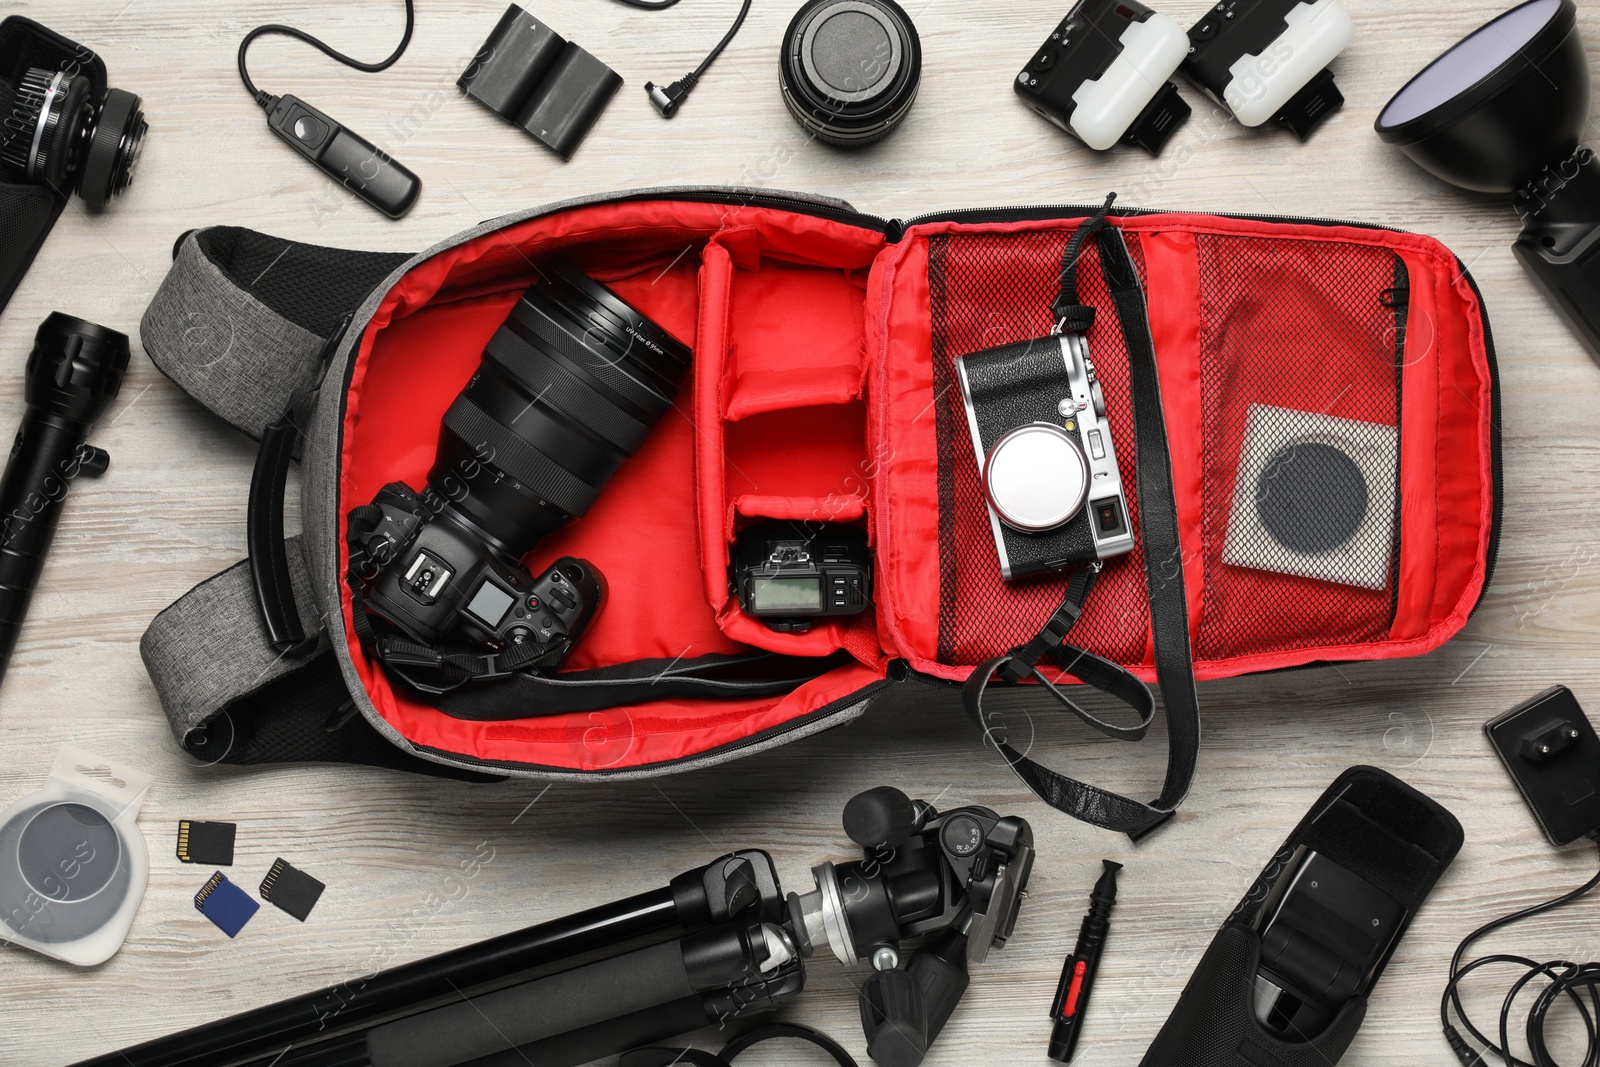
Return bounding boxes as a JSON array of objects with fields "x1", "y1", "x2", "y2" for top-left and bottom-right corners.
[{"x1": 3, "y1": 1, "x2": 1599, "y2": 1064}]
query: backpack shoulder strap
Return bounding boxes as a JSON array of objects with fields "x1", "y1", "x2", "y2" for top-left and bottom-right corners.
[
  {"x1": 140, "y1": 536, "x2": 491, "y2": 780},
  {"x1": 141, "y1": 226, "x2": 412, "y2": 439}
]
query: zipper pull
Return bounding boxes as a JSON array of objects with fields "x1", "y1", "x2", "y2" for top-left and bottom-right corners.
[{"x1": 884, "y1": 218, "x2": 906, "y2": 243}]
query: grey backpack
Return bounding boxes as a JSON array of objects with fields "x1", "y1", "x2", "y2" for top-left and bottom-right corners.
[{"x1": 138, "y1": 188, "x2": 1500, "y2": 836}]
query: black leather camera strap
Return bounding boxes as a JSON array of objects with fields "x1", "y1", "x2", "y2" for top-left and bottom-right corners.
[{"x1": 963, "y1": 194, "x2": 1201, "y2": 841}]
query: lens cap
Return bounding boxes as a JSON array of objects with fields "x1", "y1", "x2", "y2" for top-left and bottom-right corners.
[
  {"x1": 780, "y1": 0, "x2": 922, "y2": 147},
  {"x1": 983, "y1": 422, "x2": 1090, "y2": 533}
]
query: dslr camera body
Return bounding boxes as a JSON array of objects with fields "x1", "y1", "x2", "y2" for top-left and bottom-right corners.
[
  {"x1": 0, "y1": 17, "x2": 146, "y2": 317},
  {"x1": 956, "y1": 331, "x2": 1134, "y2": 581},
  {"x1": 354, "y1": 482, "x2": 601, "y2": 664}
]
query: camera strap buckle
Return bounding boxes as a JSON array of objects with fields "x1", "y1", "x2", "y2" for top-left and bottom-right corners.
[{"x1": 998, "y1": 563, "x2": 1099, "y2": 683}]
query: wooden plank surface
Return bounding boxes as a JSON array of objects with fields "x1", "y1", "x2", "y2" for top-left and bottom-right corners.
[{"x1": 3, "y1": 0, "x2": 1599, "y2": 1064}]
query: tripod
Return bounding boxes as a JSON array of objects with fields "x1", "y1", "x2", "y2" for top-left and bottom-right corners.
[{"x1": 77, "y1": 789, "x2": 1034, "y2": 1067}]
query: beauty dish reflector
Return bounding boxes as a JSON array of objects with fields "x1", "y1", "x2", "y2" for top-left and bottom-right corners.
[
  {"x1": 1375, "y1": 0, "x2": 1587, "y2": 194},
  {"x1": 1376, "y1": 0, "x2": 1600, "y2": 366}
]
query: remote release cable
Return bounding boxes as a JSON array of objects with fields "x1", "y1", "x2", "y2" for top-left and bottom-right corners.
[
  {"x1": 236, "y1": 0, "x2": 422, "y2": 217},
  {"x1": 1442, "y1": 836, "x2": 1600, "y2": 1067},
  {"x1": 617, "y1": 0, "x2": 754, "y2": 118}
]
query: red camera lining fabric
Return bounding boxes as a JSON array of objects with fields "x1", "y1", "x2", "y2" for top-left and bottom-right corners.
[{"x1": 333, "y1": 199, "x2": 1496, "y2": 773}]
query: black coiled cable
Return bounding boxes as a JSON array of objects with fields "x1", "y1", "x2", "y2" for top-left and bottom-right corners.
[{"x1": 1442, "y1": 838, "x2": 1600, "y2": 1066}]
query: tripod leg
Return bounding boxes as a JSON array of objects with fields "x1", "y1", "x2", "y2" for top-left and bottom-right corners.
[
  {"x1": 367, "y1": 939, "x2": 697, "y2": 1067},
  {"x1": 367, "y1": 922, "x2": 796, "y2": 1067}
]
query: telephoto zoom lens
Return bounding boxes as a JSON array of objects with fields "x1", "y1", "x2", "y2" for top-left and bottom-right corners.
[
  {"x1": 431, "y1": 259, "x2": 692, "y2": 559},
  {"x1": 780, "y1": 0, "x2": 922, "y2": 147}
]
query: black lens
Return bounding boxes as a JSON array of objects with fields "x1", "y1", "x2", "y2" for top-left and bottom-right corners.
[
  {"x1": 429, "y1": 260, "x2": 691, "y2": 558},
  {"x1": 78, "y1": 87, "x2": 146, "y2": 208},
  {"x1": 780, "y1": 0, "x2": 922, "y2": 147},
  {"x1": 0, "y1": 67, "x2": 145, "y2": 205}
]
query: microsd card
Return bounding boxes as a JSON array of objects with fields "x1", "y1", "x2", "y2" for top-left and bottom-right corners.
[
  {"x1": 195, "y1": 871, "x2": 258, "y2": 937},
  {"x1": 260, "y1": 858, "x2": 324, "y2": 922}
]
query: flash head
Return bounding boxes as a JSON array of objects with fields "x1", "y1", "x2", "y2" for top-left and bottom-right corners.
[
  {"x1": 1015, "y1": 0, "x2": 1191, "y2": 155},
  {"x1": 1183, "y1": 0, "x2": 1353, "y2": 141},
  {"x1": 1376, "y1": 0, "x2": 1600, "y2": 367},
  {"x1": 1376, "y1": 0, "x2": 1584, "y2": 194}
]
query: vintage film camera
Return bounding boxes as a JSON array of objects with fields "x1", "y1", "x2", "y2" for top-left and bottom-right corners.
[
  {"x1": 1015, "y1": 0, "x2": 1192, "y2": 154},
  {"x1": 733, "y1": 521, "x2": 872, "y2": 632},
  {"x1": 956, "y1": 331, "x2": 1135, "y2": 581}
]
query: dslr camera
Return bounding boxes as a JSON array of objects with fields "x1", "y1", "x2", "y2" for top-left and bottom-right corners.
[
  {"x1": 0, "y1": 17, "x2": 146, "y2": 316},
  {"x1": 956, "y1": 331, "x2": 1134, "y2": 581},
  {"x1": 350, "y1": 259, "x2": 691, "y2": 683}
]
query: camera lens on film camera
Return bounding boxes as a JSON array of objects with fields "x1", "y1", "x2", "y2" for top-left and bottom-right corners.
[
  {"x1": 779, "y1": 0, "x2": 922, "y2": 148},
  {"x1": 0, "y1": 66, "x2": 146, "y2": 207}
]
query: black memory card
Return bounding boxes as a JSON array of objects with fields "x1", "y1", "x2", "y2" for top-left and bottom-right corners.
[
  {"x1": 260, "y1": 858, "x2": 325, "y2": 922},
  {"x1": 176, "y1": 820, "x2": 236, "y2": 866}
]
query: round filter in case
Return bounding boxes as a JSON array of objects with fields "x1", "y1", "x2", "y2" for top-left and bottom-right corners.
[{"x1": 0, "y1": 745, "x2": 150, "y2": 966}]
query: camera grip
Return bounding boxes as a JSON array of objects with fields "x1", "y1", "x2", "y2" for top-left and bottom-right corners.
[{"x1": 1139, "y1": 924, "x2": 1366, "y2": 1067}]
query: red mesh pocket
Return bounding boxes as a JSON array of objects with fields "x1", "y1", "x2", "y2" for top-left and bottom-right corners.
[
  {"x1": 927, "y1": 229, "x2": 1150, "y2": 669},
  {"x1": 1194, "y1": 234, "x2": 1408, "y2": 661}
]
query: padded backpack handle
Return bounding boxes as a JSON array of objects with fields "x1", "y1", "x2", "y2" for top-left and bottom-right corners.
[
  {"x1": 247, "y1": 314, "x2": 353, "y2": 656},
  {"x1": 248, "y1": 407, "x2": 318, "y2": 655}
]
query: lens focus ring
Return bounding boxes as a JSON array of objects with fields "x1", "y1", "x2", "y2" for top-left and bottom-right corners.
[
  {"x1": 441, "y1": 395, "x2": 599, "y2": 517},
  {"x1": 79, "y1": 88, "x2": 144, "y2": 209}
]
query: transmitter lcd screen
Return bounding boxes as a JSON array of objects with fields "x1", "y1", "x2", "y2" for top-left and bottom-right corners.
[{"x1": 752, "y1": 577, "x2": 823, "y2": 613}]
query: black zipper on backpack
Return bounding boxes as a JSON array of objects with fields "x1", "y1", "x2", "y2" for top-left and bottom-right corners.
[{"x1": 1460, "y1": 263, "x2": 1503, "y2": 613}]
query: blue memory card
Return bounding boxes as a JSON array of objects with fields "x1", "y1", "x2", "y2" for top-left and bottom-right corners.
[{"x1": 195, "y1": 871, "x2": 259, "y2": 937}]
